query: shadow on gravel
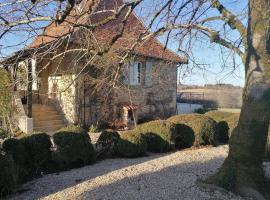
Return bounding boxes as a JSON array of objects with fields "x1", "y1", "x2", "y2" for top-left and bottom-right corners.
[
  {"x1": 7, "y1": 151, "x2": 180, "y2": 200},
  {"x1": 76, "y1": 157, "x2": 228, "y2": 200}
]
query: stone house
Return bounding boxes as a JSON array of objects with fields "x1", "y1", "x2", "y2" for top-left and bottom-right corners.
[{"x1": 1, "y1": 0, "x2": 186, "y2": 133}]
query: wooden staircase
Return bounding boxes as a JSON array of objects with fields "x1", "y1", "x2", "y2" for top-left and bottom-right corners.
[{"x1": 30, "y1": 104, "x2": 65, "y2": 134}]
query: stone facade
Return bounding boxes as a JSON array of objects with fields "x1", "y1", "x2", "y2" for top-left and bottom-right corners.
[
  {"x1": 74, "y1": 57, "x2": 178, "y2": 127},
  {"x1": 15, "y1": 54, "x2": 177, "y2": 128}
]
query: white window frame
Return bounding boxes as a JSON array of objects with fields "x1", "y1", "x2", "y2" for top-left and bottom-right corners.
[{"x1": 121, "y1": 61, "x2": 142, "y2": 86}]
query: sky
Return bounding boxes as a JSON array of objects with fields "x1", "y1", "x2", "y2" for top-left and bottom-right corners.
[
  {"x1": 1, "y1": 0, "x2": 247, "y2": 87},
  {"x1": 137, "y1": 0, "x2": 247, "y2": 87}
]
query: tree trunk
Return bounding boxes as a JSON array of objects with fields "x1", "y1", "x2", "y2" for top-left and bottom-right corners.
[{"x1": 207, "y1": 0, "x2": 270, "y2": 198}]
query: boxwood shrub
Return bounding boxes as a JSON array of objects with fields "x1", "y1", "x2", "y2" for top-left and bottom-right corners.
[
  {"x1": 0, "y1": 152, "x2": 17, "y2": 196},
  {"x1": 216, "y1": 121, "x2": 229, "y2": 143},
  {"x1": 2, "y1": 132, "x2": 52, "y2": 182},
  {"x1": 205, "y1": 111, "x2": 240, "y2": 137},
  {"x1": 117, "y1": 131, "x2": 147, "y2": 158},
  {"x1": 20, "y1": 132, "x2": 52, "y2": 176},
  {"x1": 2, "y1": 138, "x2": 29, "y2": 183},
  {"x1": 53, "y1": 125, "x2": 95, "y2": 169},
  {"x1": 136, "y1": 120, "x2": 194, "y2": 152},
  {"x1": 174, "y1": 123, "x2": 195, "y2": 149},
  {"x1": 168, "y1": 114, "x2": 218, "y2": 146},
  {"x1": 96, "y1": 130, "x2": 120, "y2": 159}
]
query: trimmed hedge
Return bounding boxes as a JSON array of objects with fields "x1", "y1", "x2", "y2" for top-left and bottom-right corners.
[
  {"x1": 205, "y1": 111, "x2": 239, "y2": 137},
  {"x1": 96, "y1": 130, "x2": 120, "y2": 159},
  {"x1": 216, "y1": 121, "x2": 229, "y2": 143},
  {"x1": 0, "y1": 152, "x2": 17, "y2": 196},
  {"x1": 2, "y1": 132, "x2": 52, "y2": 182},
  {"x1": 136, "y1": 120, "x2": 194, "y2": 152},
  {"x1": 53, "y1": 126, "x2": 95, "y2": 169},
  {"x1": 205, "y1": 111, "x2": 270, "y2": 160},
  {"x1": 204, "y1": 111, "x2": 235, "y2": 122},
  {"x1": 20, "y1": 133, "x2": 51, "y2": 175},
  {"x1": 0, "y1": 127, "x2": 99, "y2": 196},
  {"x1": 2, "y1": 137, "x2": 30, "y2": 183},
  {"x1": 174, "y1": 123, "x2": 195, "y2": 149},
  {"x1": 168, "y1": 114, "x2": 218, "y2": 146},
  {"x1": 117, "y1": 131, "x2": 147, "y2": 158}
]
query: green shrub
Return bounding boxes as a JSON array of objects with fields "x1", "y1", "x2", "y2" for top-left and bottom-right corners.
[
  {"x1": 137, "y1": 120, "x2": 176, "y2": 152},
  {"x1": 0, "y1": 152, "x2": 17, "y2": 196},
  {"x1": 205, "y1": 111, "x2": 239, "y2": 137},
  {"x1": 20, "y1": 132, "x2": 51, "y2": 175},
  {"x1": 2, "y1": 133, "x2": 52, "y2": 181},
  {"x1": 168, "y1": 114, "x2": 218, "y2": 146},
  {"x1": 117, "y1": 131, "x2": 147, "y2": 158},
  {"x1": 216, "y1": 121, "x2": 229, "y2": 143},
  {"x1": 2, "y1": 138, "x2": 29, "y2": 183},
  {"x1": 204, "y1": 111, "x2": 235, "y2": 122},
  {"x1": 96, "y1": 130, "x2": 120, "y2": 159},
  {"x1": 136, "y1": 120, "x2": 194, "y2": 152},
  {"x1": 53, "y1": 126, "x2": 95, "y2": 169},
  {"x1": 174, "y1": 123, "x2": 195, "y2": 149}
]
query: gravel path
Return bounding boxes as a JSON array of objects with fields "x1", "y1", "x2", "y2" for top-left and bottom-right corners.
[{"x1": 7, "y1": 145, "x2": 270, "y2": 200}]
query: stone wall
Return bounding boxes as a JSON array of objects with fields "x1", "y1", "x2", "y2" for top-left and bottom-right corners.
[
  {"x1": 34, "y1": 54, "x2": 177, "y2": 127},
  {"x1": 75, "y1": 57, "x2": 177, "y2": 126},
  {"x1": 112, "y1": 58, "x2": 177, "y2": 121}
]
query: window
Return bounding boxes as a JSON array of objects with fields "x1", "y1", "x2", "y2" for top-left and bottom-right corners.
[
  {"x1": 122, "y1": 61, "x2": 141, "y2": 86},
  {"x1": 145, "y1": 61, "x2": 153, "y2": 86},
  {"x1": 129, "y1": 61, "x2": 141, "y2": 85}
]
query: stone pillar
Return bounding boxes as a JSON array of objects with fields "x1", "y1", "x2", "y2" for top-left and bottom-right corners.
[{"x1": 27, "y1": 59, "x2": 33, "y2": 118}]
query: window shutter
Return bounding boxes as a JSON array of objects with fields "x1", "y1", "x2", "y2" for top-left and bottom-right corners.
[{"x1": 145, "y1": 61, "x2": 153, "y2": 86}]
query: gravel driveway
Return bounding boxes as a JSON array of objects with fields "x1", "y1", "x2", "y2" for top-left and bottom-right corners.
[{"x1": 7, "y1": 145, "x2": 270, "y2": 200}]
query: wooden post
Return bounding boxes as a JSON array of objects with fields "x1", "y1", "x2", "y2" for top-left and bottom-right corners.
[{"x1": 27, "y1": 59, "x2": 32, "y2": 118}]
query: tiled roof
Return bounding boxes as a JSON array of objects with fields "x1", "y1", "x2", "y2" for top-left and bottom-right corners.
[{"x1": 29, "y1": 0, "x2": 186, "y2": 63}]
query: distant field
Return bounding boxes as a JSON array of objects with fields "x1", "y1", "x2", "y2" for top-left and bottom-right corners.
[
  {"x1": 218, "y1": 108, "x2": 241, "y2": 113},
  {"x1": 178, "y1": 86, "x2": 243, "y2": 109}
]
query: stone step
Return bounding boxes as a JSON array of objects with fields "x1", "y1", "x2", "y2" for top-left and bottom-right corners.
[
  {"x1": 33, "y1": 114, "x2": 63, "y2": 121},
  {"x1": 32, "y1": 105, "x2": 55, "y2": 111},
  {"x1": 24, "y1": 104, "x2": 66, "y2": 133},
  {"x1": 32, "y1": 110, "x2": 60, "y2": 117},
  {"x1": 24, "y1": 104, "x2": 56, "y2": 112},
  {"x1": 34, "y1": 119, "x2": 64, "y2": 128}
]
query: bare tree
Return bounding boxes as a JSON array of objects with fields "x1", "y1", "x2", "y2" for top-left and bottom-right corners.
[{"x1": 133, "y1": 0, "x2": 270, "y2": 198}]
